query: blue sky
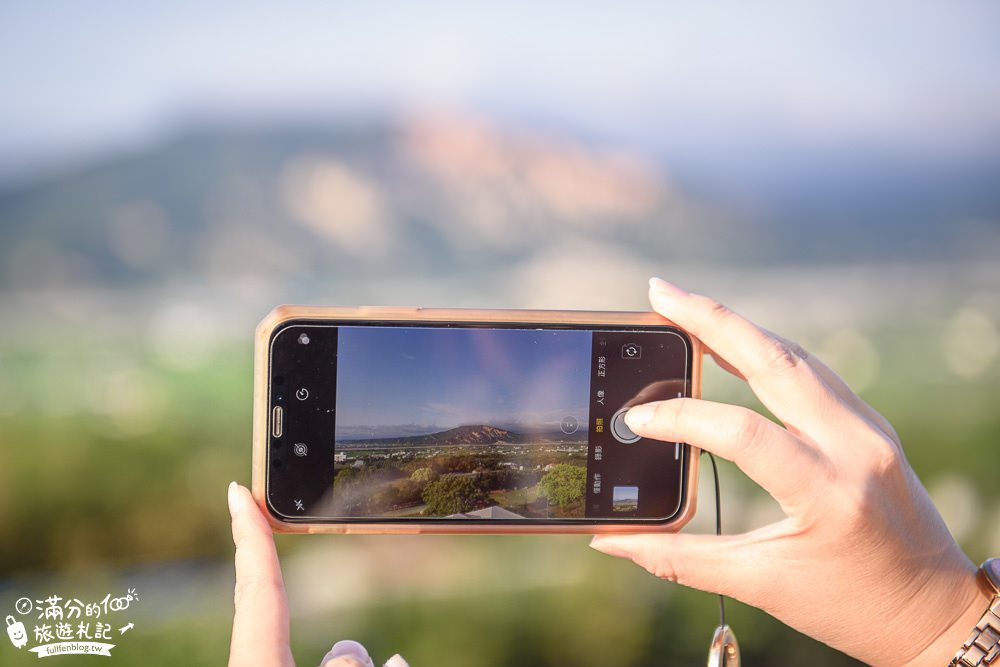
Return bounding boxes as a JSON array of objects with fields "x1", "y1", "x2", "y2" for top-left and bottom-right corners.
[
  {"x1": 334, "y1": 326, "x2": 590, "y2": 437},
  {"x1": 2, "y1": 0, "x2": 999, "y2": 192}
]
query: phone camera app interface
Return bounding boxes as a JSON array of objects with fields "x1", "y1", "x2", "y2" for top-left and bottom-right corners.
[{"x1": 273, "y1": 324, "x2": 689, "y2": 521}]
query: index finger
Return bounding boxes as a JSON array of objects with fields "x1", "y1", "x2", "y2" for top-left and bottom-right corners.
[
  {"x1": 648, "y1": 278, "x2": 861, "y2": 440},
  {"x1": 625, "y1": 397, "x2": 826, "y2": 513},
  {"x1": 228, "y1": 482, "x2": 294, "y2": 667}
]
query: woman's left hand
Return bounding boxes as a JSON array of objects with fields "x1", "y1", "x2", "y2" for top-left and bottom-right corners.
[{"x1": 227, "y1": 482, "x2": 380, "y2": 667}]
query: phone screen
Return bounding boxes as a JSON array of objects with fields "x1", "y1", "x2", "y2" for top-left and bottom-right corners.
[{"x1": 267, "y1": 321, "x2": 691, "y2": 523}]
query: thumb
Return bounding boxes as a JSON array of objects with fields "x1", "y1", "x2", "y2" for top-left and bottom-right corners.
[
  {"x1": 228, "y1": 481, "x2": 294, "y2": 667},
  {"x1": 589, "y1": 531, "x2": 769, "y2": 599}
]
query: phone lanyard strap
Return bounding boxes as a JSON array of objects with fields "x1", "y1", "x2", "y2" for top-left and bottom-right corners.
[{"x1": 706, "y1": 452, "x2": 740, "y2": 667}]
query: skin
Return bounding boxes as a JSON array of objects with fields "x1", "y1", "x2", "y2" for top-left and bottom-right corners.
[
  {"x1": 228, "y1": 278, "x2": 991, "y2": 666},
  {"x1": 228, "y1": 481, "x2": 364, "y2": 667},
  {"x1": 590, "y1": 278, "x2": 990, "y2": 667}
]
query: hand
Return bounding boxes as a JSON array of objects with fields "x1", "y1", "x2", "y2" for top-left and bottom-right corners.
[
  {"x1": 227, "y1": 482, "x2": 389, "y2": 667},
  {"x1": 590, "y1": 278, "x2": 990, "y2": 667}
]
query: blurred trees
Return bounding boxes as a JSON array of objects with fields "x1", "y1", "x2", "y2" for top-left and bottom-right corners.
[
  {"x1": 539, "y1": 464, "x2": 586, "y2": 508},
  {"x1": 422, "y1": 475, "x2": 492, "y2": 515}
]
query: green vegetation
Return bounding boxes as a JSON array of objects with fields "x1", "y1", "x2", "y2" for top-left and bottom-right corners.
[
  {"x1": 421, "y1": 475, "x2": 493, "y2": 515},
  {"x1": 410, "y1": 466, "x2": 438, "y2": 483},
  {"x1": 329, "y1": 444, "x2": 583, "y2": 517},
  {"x1": 539, "y1": 464, "x2": 586, "y2": 508}
]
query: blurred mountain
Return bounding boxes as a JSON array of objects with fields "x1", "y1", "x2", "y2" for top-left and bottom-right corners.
[
  {"x1": 1, "y1": 114, "x2": 997, "y2": 295},
  {"x1": 0, "y1": 115, "x2": 741, "y2": 292},
  {"x1": 341, "y1": 424, "x2": 521, "y2": 447},
  {"x1": 340, "y1": 423, "x2": 584, "y2": 447}
]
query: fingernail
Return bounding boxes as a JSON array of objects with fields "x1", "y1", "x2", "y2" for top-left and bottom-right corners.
[
  {"x1": 322, "y1": 658, "x2": 369, "y2": 667},
  {"x1": 589, "y1": 537, "x2": 628, "y2": 558},
  {"x1": 625, "y1": 404, "x2": 655, "y2": 429},
  {"x1": 321, "y1": 640, "x2": 375, "y2": 667},
  {"x1": 649, "y1": 277, "x2": 688, "y2": 298},
  {"x1": 384, "y1": 655, "x2": 411, "y2": 667},
  {"x1": 227, "y1": 481, "x2": 242, "y2": 517}
]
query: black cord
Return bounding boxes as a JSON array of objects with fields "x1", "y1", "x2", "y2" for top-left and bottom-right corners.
[{"x1": 708, "y1": 452, "x2": 726, "y2": 629}]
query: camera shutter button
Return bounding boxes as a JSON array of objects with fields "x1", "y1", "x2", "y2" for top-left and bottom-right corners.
[{"x1": 611, "y1": 408, "x2": 641, "y2": 444}]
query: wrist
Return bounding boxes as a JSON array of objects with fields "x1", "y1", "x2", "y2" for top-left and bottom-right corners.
[{"x1": 900, "y1": 566, "x2": 993, "y2": 667}]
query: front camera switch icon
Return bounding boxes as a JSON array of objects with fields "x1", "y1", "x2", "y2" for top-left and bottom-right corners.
[{"x1": 621, "y1": 343, "x2": 641, "y2": 359}]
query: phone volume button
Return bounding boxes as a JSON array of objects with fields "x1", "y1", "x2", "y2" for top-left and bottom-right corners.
[{"x1": 272, "y1": 406, "x2": 284, "y2": 438}]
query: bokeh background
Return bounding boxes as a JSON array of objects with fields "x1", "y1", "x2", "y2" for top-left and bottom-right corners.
[{"x1": 2, "y1": 2, "x2": 1000, "y2": 665}]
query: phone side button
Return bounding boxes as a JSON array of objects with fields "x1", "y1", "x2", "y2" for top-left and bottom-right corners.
[{"x1": 272, "y1": 406, "x2": 283, "y2": 438}]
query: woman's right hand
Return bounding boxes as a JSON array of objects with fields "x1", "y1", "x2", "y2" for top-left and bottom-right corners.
[{"x1": 590, "y1": 278, "x2": 990, "y2": 667}]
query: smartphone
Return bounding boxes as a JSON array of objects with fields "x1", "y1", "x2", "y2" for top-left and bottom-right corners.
[{"x1": 252, "y1": 306, "x2": 701, "y2": 534}]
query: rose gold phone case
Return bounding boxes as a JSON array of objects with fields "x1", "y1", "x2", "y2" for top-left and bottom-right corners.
[{"x1": 252, "y1": 306, "x2": 702, "y2": 534}]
